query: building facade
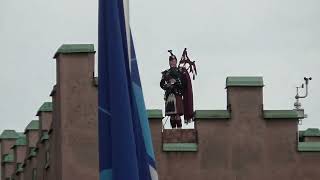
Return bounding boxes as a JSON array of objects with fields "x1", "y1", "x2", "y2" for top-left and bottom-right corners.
[{"x1": 1, "y1": 44, "x2": 320, "y2": 180}]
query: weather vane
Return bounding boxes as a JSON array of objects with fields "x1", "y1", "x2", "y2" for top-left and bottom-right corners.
[{"x1": 294, "y1": 77, "x2": 312, "y2": 121}]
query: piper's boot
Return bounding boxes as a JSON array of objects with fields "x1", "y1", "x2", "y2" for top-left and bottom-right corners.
[
  {"x1": 176, "y1": 115, "x2": 182, "y2": 128},
  {"x1": 170, "y1": 116, "x2": 177, "y2": 128}
]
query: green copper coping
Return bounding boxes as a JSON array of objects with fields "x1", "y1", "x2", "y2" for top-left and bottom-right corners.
[
  {"x1": 16, "y1": 163, "x2": 24, "y2": 174},
  {"x1": 2, "y1": 153, "x2": 14, "y2": 163},
  {"x1": 163, "y1": 143, "x2": 198, "y2": 152},
  {"x1": 298, "y1": 142, "x2": 320, "y2": 152},
  {"x1": 28, "y1": 148, "x2": 37, "y2": 159},
  {"x1": 226, "y1": 76, "x2": 264, "y2": 87},
  {"x1": 54, "y1": 44, "x2": 95, "y2": 58},
  {"x1": 0, "y1": 130, "x2": 19, "y2": 140},
  {"x1": 22, "y1": 161, "x2": 26, "y2": 168},
  {"x1": 303, "y1": 128, "x2": 320, "y2": 137},
  {"x1": 264, "y1": 110, "x2": 299, "y2": 119},
  {"x1": 25, "y1": 120, "x2": 40, "y2": 133},
  {"x1": 147, "y1": 109, "x2": 163, "y2": 119},
  {"x1": 12, "y1": 135, "x2": 27, "y2": 149},
  {"x1": 41, "y1": 132, "x2": 49, "y2": 142},
  {"x1": 36, "y1": 102, "x2": 53, "y2": 116},
  {"x1": 195, "y1": 110, "x2": 230, "y2": 119}
]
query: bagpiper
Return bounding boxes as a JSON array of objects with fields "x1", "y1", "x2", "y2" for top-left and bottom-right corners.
[{"x1": 160, "y1": 49, "x2": 197, "y2": 128}]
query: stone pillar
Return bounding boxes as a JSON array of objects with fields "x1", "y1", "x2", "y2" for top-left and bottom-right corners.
[
  {"x1": 53, "y1": 44, "x2": 98, "y2": 180},
  {"x1": 225, "y1": 77, "x2": 266, "y2": 179}
]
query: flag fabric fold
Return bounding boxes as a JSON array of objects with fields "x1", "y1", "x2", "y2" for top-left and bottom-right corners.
[{"x1": 98, "y1": 0, "x2": 158, "y2": 179}]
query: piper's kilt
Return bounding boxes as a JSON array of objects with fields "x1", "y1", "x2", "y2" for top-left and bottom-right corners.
[{"x1": 165, "y1": 93, "x2": 183, "y2": 116}]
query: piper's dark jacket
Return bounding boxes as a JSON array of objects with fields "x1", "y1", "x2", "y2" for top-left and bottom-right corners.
[{"x1": 160, "y1": 67, "x2": 186, "y2": 100}]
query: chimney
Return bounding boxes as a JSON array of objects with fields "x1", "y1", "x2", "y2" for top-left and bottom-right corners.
[
  {"x1": 11, "y1": 134, "x2": 27, "y2": 178},
  {"x1": 0, "y1": 130, "x2": 19, "y2": 180},
  {"x1": 36, "y1": 102, "x2": 53, "y2": 137},
  {"x1": 53, "y1": 44, "x2": 98, "y2": 180},
  {"x1": 24, "y1": 120, "x2": 40, "y2": 148}
]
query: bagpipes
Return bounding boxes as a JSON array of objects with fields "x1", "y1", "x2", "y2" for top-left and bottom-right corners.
[{"x1": 168, "y1": 48, "x2": 197, "y2": 80}]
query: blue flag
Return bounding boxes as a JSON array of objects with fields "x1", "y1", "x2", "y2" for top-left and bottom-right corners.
[{"x1": 98, "y1": 0, "x2": 158, "y2": 179}]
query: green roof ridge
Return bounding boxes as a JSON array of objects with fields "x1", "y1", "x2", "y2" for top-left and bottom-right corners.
[
  {"x1": 163, "y1": 143, "x2": 198, "y2": 152},
  {"x1": 195, "y1": 110, "x2": 230, "y2": 119},
  {"x1": 25, "y1": 120, "x2": 40, "y2": 133},
  {"x1": 36, "y1": 102, "x2": 53, "y2": 116},
  {"x1": 54, "y1": 44, "x2": 95, "y2": 58},
  {"x1": 2, "y1": 153, "x2": 14, "y2": 163},
  {"x1": 264, "y1": 110, "x2": 299, "y2": 119},
  {"x1": 0, "y1": 130, "x2": 19, "y2": 140},
  {"x1": 147, "y1": 109, "x2": 163, "y2": 119},
  {"x1": 303, "y1": 128, "x2": 320, "y2": 137},
  {"x1": 226, "y1": 76, "x2": 264, "y2": 87}
]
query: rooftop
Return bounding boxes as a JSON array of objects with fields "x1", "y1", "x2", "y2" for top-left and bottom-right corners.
[
  {"x1": 54, "y1": 44, "x2": 95, "y2": 58},
  {"x1": 0, "y1": 130, "x2": 19, "y2": 140},
  {"x1": 24, "y1": 120, "x2": 40, "y2": 133},
  {"x1": 36, "y1": 102, "x2": 53, "y2": 116},
  {"x1": 302, "y1": 128, "x2": 320, "y2": 137}
]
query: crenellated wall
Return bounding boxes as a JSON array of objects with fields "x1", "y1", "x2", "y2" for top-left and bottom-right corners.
[
  {"x1": 1, "y1": 44, "x2": 319, "y2": 180},
  {"x1": 149, "y1": 77, "x2": 320, "y2": 180}
]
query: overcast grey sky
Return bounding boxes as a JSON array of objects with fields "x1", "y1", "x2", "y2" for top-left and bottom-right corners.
[{"x1": 0, "y1": 0, "x2": 319, "y2": 133}]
